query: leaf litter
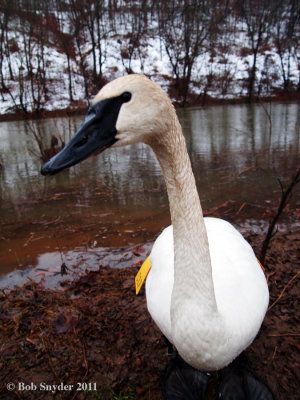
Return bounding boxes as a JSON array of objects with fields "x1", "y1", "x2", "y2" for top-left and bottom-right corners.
[{"x1": 0, "y1": 220, "x2": 299, "y2": 399}]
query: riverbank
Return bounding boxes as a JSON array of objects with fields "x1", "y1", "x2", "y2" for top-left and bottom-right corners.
[
  {"x1": 1, "y1": 90, "x2": 300, "y2": 124},
  {"x1": 0, "y1": 223, "x2": 299, "y2": 400}
]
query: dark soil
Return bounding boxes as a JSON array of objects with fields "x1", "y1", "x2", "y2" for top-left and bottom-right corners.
[{"x1": 0, "y1": 226, "x2": 299, "y2": 400}]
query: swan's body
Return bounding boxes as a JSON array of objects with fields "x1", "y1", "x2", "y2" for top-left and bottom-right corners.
[
  {"x1": 41, "y1": 74, "x2": 269, "y2": 373},
  {"x1": 147, "y1": 220, "x2": 268, "y2": 370}
]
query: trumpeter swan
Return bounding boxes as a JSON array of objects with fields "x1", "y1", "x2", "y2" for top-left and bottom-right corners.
[{"x1": 41, "y1": 74, "x2": 269, "y2": 377}]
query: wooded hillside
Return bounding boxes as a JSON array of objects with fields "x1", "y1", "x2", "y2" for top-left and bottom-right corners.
[{"x1": 0, "y1": 0, "x2": 299, "y2": 114}]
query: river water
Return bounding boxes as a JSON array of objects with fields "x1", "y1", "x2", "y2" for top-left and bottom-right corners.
[{"x1": 0, "y1": 103, "x2": 299, "y2": 288}]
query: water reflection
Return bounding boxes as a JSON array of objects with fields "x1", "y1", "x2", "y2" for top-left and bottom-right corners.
[{"x1": 0, "y1": 103, "x2": 299, "y2": 280}]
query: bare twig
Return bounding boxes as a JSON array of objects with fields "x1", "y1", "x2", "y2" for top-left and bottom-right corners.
[
  {"x1": 205, "y1": 200, "x2": 235, "y2": 216},
  {"x1": 268, "y1": 271, "x2": 300, "y2": 311},
  {"x1": 271, "y1": 346, "x2": 277, "y2": 360},
  {"x1": 71, "y1": 341, "x2": 88, "y2": 400},
  {"x1": 236, "y1": 202, "x2": 247, "y2": 215},
  {"x1": 260, "y1": 169, "x2": 300, "y2": 265},
  {"x1": 40, "y1": 336, "x2": 59, "y2": 380},
  {"x1": 53, "y1": 234, "x2": 65, "y2": 266},
  {"x1": 71, "y1": 389, "x2": 79, "y2": 400},
  {"x1": 267, "y1": 333, "x2": 300, "y2": 337},
  {"x1": 82, "y1": 341, "x2": 89, "y2": 380}
]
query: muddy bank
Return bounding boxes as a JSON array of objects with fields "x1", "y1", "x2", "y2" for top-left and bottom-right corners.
[
  {"x1": 1, "y1": 196, "x2": 298, "y2": 290},
  {"x1": 0, "y1": 224, "x2": 299, "y2": 400}
]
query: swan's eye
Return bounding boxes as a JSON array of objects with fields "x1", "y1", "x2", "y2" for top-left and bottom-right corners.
[{"x1": 121, "y1": 91, "x2": 131, "y2": 103}]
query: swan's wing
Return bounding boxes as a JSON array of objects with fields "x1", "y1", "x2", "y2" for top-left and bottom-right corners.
[{"x1": 205, "y1": 217, "x2": 269, "y2": 341}]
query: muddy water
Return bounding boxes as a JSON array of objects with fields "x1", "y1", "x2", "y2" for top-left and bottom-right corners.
[{"x1": 0, "y1": 103, "x2": 299, "y2": 288}]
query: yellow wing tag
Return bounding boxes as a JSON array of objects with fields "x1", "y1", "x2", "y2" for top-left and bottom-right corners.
[{"x1": 135, "y1": 256, "x2": 151, "y2": 295}]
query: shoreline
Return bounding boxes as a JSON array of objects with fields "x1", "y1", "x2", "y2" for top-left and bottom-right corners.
[{"x1": 1, "y1": 91, "x2": 300, "y2": 123}]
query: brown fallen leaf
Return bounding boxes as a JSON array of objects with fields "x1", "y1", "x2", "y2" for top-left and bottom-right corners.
[{"x1": 53, "y1": 313, "x2": 77, "y2": 334}]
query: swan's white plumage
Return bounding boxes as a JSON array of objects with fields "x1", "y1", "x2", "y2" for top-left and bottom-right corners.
[
  {"x1": 146, "y1": 218, "x2": 269, "y2": 369},
  {"x1": 93, "y1": 74, "x2": 269, "y2": 371}
]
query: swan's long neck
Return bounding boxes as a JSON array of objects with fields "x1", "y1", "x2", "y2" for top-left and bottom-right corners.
[
  {"x1": 150, "y1": 114, "x2": 218, "y2": 316},
  {"x1": 149, "y1": 112, "x2": 223, "y2": 368}
]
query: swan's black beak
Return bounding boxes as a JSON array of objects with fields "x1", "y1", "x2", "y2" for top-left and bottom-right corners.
[{"x1": 41, "y1": 94, "x2": 128, "y2": 175}]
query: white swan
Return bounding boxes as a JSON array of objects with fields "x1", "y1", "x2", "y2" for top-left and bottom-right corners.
[{"x1": 41, "y1": 74, "x2": 269, "y2": 373}]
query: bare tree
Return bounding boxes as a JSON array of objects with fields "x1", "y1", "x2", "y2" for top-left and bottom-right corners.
[
  {"x1": 272, "y1": 0, "x2": 300, "y2": 92},
  {"x1": 0, "y1": 0, "x2": 15, "y2": 96},
  {"x1": 157, "y1": 0, "x2": 228, "y2": 106},
  {"x1": 69, "y1": 0, "x2": 90, "y2": 98},
  {"x1": 19, "y1": 9, "x2": 48, "y2": 112},
  {"x1": 50, "y1": 3, "x2": 76, "y2": 102},
  {"x1": 81, "y1": 0, "x2": 108, "y2": 86},
  {"x1": 117, "y1": 2, "x2": 147, "y2": 74},
  {"x1": 236, "y1": 0, "x2": 278, "y2": 102}
]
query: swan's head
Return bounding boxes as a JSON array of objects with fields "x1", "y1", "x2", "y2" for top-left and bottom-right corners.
[{"x1": 41, "y1": 74, "x2": 174, "y2": 175}]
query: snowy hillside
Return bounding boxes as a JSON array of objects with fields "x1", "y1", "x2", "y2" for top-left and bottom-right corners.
[{"x1": 0, "y1": 0, "x2": 299, "y2": 115}]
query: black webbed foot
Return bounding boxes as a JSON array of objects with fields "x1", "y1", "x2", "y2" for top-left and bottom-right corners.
[
  {"x1": 162, "y1": 351, "x2": 210, "y2": 400},
  {"x1": 219, "y1": 353, "x2": 275, "y2": 400}
]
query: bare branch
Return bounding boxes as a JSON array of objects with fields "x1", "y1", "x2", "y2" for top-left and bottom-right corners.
[{"x1": 260, "y1": 169, "x2": 300, "y2": 266}]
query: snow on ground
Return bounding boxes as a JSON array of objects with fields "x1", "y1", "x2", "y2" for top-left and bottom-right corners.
[{"x1": 0, "y1": 14, "x2": 298, "y2": 115}]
